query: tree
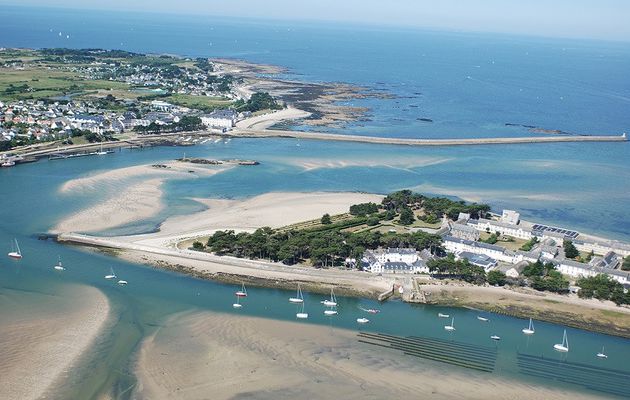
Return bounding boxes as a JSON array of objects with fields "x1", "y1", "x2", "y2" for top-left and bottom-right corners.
[
  {"x1": 487, "y1": 270, "x2": 507, "y2": 286},
  {"x1": 399, "y1": 207, "x2": 415, "y2": 225},
  {"x1": 349, "y1": 202, "x2": 379, "y2": 216},
  {"x1": 520, "y1": 237, "x2": 538, "y2": 251},
  {"x1": 321, "y1": 213, "x2": 332, "y2": 225},
  {"x1": 192, "y1": 241, "x2": 205, "y2": 250},
  {"x1": 622, "y1": 256, "x2": 630, "y2": 271},
  {"x1": 564, "y1": 240, "x2": 579, "y2": 259},
  {"x1": 366, "y1": 216, "x2": 380, "y2": 226}
]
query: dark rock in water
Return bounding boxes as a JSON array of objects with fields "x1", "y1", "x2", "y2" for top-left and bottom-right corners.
[{"x1": 417, "y1": 118, "x2": 433, "y2": 123}]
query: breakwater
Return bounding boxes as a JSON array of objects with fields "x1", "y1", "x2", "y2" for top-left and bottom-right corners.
[{"x1": 232, "y1": 129, "x2": 628, "y2": 147}]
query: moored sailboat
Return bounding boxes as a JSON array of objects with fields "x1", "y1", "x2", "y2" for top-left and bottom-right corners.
[
  {"x1": 296, "y1": 302, "x2": 308, "y2": 319},
  {"x1": 596, "y1": 346, "x2": 608, "y2": 359},
  {"x1": 553, "y1": 329, "x2": 569, "y2": 352},
  {"x1": 321, "y1": 288, "x2": 337, "y2": 307},
  {"x1": 289, "y1": 283, "x2": 304, "y2": 304},
  {"x1": 105, "y1": 267, "x2": 117, "y2": 280},
  {"x1": 7, "y1": 238, "x2": 22, "y2": 259},
  {"x1": 444, "y1": 317, "x2": 456, "y2": 331},
  {"x1": 53, "y1": 256, "x2": 65, "y2": 271},
  {"x1": 235, "y1": 282, "x2": 248, "y2": 297},
  {"x1": 522, "y1": 318, "x2": 535, "y2": 335}
]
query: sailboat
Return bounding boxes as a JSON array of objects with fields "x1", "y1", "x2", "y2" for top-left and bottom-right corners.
[
  {"x1": 490, "y1": 335, "x2": 501, "y2": 341},
  {"x1": 95, "y1": 143, "x2": 107, "y2": 155},
  {"x1": 444, "y1": 317, "x2": 456, "y2": 331},
  {"x1": 104, "y1": 267, "x2": 117, "y2": 280},
  {"x1": 289, "y1": 283, "x2": 304, "y2": 304},
  {"x1": 53, "y1": 256, "x2": 65, "y2": 271},
  {"x1": 296, "y1": 302, "x2": 308, "y2": 319},
  {"x1": 553, "y1": 329, "x2": 569, "y2": 352},
  {"x1": 324, "y1": 304, "x2": 338, "y2": 316},
  {"x1": 596, "y1": 346, "x2": 608, "y2": 359},
  {"x1": 7, "y1": 238, "x2": 22, "y2": 259},
  {"x1": 321, "y1": 288, "x2": 337, "y2": 307},
  {"x1": 233, "y1": 295, "x2": 243, "y2": 309},
  {"x1": 235, "y1": 282, "x2": 248, "y2": 297},
  {"x1": 477, "y1": 316, "x2": 489, "y2": 322},
  {"x1": 117, "y1": 279, "x2": 128, "y2": 285},
  {"x1": 438, "y1": 312, "x2": 449, "y2": 318},
  {"x1": 357, "y1": 317, "x2": 370, "y2": 324},
  {"x1": 522, "y1": 318, "x2": 535, "y2": 335}
]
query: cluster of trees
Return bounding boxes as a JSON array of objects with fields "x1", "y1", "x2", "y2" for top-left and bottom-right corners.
[
  {"x1": 41, "y1": 48, "x2": 139, "y2": 58},
  {"x1": 623, "y1": 256, "x2": 630, "y2": 271},
  {"x1": 70, "y1": 128, "x2": 114, "y2": 143},
  {"x1": 234, "y1": 92, "x2": 282, "y2": 113},
  {"x1": 381, "y1": 190, "x2": 490, "y2": 225},
  {"x1": 349, "y1": 202, "x2": 380, "y2": 216},
  {"x1": 4, "y1": 83, "x2": 30, "y2": 95},
  {"x1": 577, "y1": 274, "x2": 630, "y2": 305},
  {"x1": 196, "y1": 213, "x2": 442, "y2": 267},
  {"x1": 563, "y1": 240, "x2": 579, "y2": 259},
  {"x1": 519, "y1": 237, "x2": 539, "y2": 251},
  {"x1": 134, "y1": 116, "x2": 204, "y2": 134},
  {"x1": 522, "y1": 260, "x2": 569, "y2": 293},
  {"x1": 194, "y1": 58, "x2": 214, "y2": 73},
  {"x1": 427, "y1": 256, "x2": 487, "y2": 284}
]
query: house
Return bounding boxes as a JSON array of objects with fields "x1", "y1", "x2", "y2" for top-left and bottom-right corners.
[
  {"x1": 456, "y1": 212, "x2": 471, "y2": 223},
  {"x1": 532, "y1": 224, "x2": 579, "y2": 241},
  {"x1": 362, "y1": 248, "x2": 431, "y2": 274},
  {"x1": 150, "y1": 100, "x2": 174, "y2": 112},
  {"x1": 574, "y1": 239, "x2": 630, "y2": 258},
  {"x1": 456, "y1": 251, "x2": 497, "y2": 271},
  {"x1": 442, "y1": 235, "x2": 516, "y2": 264},
  {"x1": 501, "y1": 210, "x2": 520, "y2": 225},
  {"x1": 449, "y1": 223, "x2": 480, "y2": 241},
  {"x1": 201, "y1": 109, "x2": 236, "y2": 130},
  {"x1": 590, "y1": 251, "x2": 621, "y2": 270},
  {"x1": 467, "y1": 218, "x2": 532, "y2": 240},
  {"x1": 556, "y1": 259, "x2": 630, "y2": 285},
  {"x1": 534, "y1": 244, "x2": 558, "y2": 260}
]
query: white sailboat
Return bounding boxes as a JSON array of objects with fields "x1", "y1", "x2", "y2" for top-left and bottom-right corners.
[
  {"x1": 7, "y1": 238, "x2": 22, "y2": 259},
  {"x1": 553, "y1": 329, "x2": 569, "y2": 352},
  {"x1": 444, "y1": 317, "x2": 456, "y2": 331},
  {"x1": 438, "y1": 312, "x2": 449, "y2": 318},
  {"x1": 522, "y1": 318, "x2": 535, "y2": 335},
  {"x1": 321, "y1": 288, "x2": 337, "y2": 307},
  {"x1": 296, "y1": 302, "x2": 308, "y2": 319},
  {"x1": 596, "y1": 346, "x2": 608, "y2": 359},
  {"x1": 53, "y1": 256, "x2": 65, "y2": 271},
  {"x1": 490, "y1": 335, "x2": 501, "y2": 341},
  {"x1": 324, "y1": 304, "x2": 338, "y2": 316},
  {"x1": 235, "y1": 282, "x2": 248, "y2": 297},
  {"x1": 117, "y1": 279, "x2": 128, "y2": 285},
  {"x1": 289, "y1": 283, "x2": 304, "y2": 304},
  {"x1": 477, "y1": 316, "x2": 489, "y2": 322},
  {"x1": 95, "y1": 143, "x2": 107, "y2": 155},
  {"x1": 233, "y1": 295, "x2": 243, "y2": 309},
  {"x1": 105, "y1": 267, "x2": 117, "y2": 280},
  {"x1": 357, "y1": 317, "x2": 370, "y2": 324}
]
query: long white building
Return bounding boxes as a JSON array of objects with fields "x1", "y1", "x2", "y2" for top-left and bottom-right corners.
[
  {"x1": 442, "y1": 235, "x2": 516, "y2": 264},
  {"x1": 467, "y1": 218, "x2": 532, "y2": 240},
  {"x1": 362, "y1": 248, "x2": 430, "y2": 274},
  {"x1": 556, "y1": 259, "x2": 630, "y2": 285}
]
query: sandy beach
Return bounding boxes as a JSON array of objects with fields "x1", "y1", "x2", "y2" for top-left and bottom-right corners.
[
  {"x1": 0, "y1": 284, "x2": 110, "y2": 400},
  {"x1": 134, "y1": 311, "x2": 605, "y2": 400},
  {"x1": 53, "y1": 162, "x2": 230, "y2": 233}
]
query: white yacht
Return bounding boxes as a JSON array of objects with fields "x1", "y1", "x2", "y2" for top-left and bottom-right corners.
[
  {"x1": 322, "y1": 288, "x2": 337, "y2": 307},
  {"x1": 53, "y1": 256, "x2": 65, "y2": 271},
  {"x1": 553, "y1": 329, "x2": 569, "y2": 352},
  {"x1": 522, "y1": 318, "x2": 535, "y2": 335},
  {"x1": 289, "y1": 283, "x2": 304, "y2": 304},
  {"x1": 444, "y1": 317, "x2": 455, "y2": 331},
  {"x1": 7, "y1": 238, "x2": 22, "y2": 259}
]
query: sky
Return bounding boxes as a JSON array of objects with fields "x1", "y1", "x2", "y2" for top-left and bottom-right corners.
[{"x1": 3, "y1": 0, "x2": 630, "y2": 42}]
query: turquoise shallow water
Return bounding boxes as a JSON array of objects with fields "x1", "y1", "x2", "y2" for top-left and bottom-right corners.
[
  {"x1": 1, "y1": 146, "x2": 630, "y2": 398},
  {"x1": 0, "y1": 5, "x2": 629, "y2": 398}
]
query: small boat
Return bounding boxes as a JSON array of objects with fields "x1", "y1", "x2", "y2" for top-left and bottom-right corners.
[
  {"x1": 490, "y1": 335, "x2": 501, "y2": 341},
  {"x1": 357, "y1": 318, "x2": 370, "y2": 324},
  {"x1": 438, "y1": 313, "x2": 449, "y2": 318},
  {"x1": 53, "y1": 256, "x2": 65, "y2": 271},
  {"x1": 444, "y1": 317, "x2": 455, "y2": 331},
  {"x1": 321, "y1": 287, "x2": 337, "y2": 307},
  {"x1": 477, "y1": 316, "x2": 489, "y2": 322},
  {"x1": 233, "y1": 295, "x2": 243, "y2": 309},
  {"x1": 296, "y1": 302, "x2": 308, "y2": 319},
  {"x1": 596, "y1": 346, "x2": 608, "y2": 359},
  {"x1": 366, "y1": 309, "x2": 380, "y2": 314},
  {"x1": 105, "y1": 267, "x2": 117, "y2": 280},
  {"x1": 7, "y1": 238, "x2": 22, "y2": 259},
  {"x1": 235, "y1": 282, "x2": 248, "y2": 297},
  {"x1": 95, "y1": 143, "x2": 108, "y2": 155},
  {"x1": 522, "y1": 318, "x2": 535, "y2": 335},
  {"x1": 324, "y1": 305, "x2": 338, "y2": 316},
  {"x1": 289, "y1": 283, "x2": 304, "y2": 304},
  {"x1": 553, "y1": 329, "x2": 569, "y2": 352},
  {"x1": 2, "y1": 160, "x2": 15, "y2": 167},
  {"x1": 117, "y1": 280, "x2": 128, "y2": 285}
]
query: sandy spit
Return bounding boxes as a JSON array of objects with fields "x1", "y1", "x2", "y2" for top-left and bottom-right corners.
[{"x1": 0, "y1": 284, "x2": 111, "y2": 400}]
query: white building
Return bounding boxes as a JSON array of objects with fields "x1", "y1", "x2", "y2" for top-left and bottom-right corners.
[
  {"x1": 201, "y1": 110, "x2": 236, "y2": 130},
  {"x1": 501, "y1": 210, "x2": 520, "y2": 225},
  {"x1": 362, "y1": 248, "x2": 430, "y2": 274},
  {"x1": 467, "y1": 219, "x2": 532, "y2": 240},
  {"x1": 442, "y1": 235, "x2": 516, "y2": 264},
  {"x1": 456, "y1": 251, "x2": 497, "y2": 272},
  {"x1": 449, "y1": 223, "x2": 480, "y2": 241},
  {"x1": 556, "y1": 259, "x2": 630, "y2": 285},
  {"x1": 574, "y1": 239, "x2": 630, "y2": 258}
]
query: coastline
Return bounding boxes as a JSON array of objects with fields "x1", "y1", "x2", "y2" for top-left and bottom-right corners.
[{"x1": 0, "y1": 284, "x2": 111, "y2": 400}]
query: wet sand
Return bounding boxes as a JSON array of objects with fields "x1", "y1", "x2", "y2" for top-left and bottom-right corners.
[
  {"x1": 134, "y1": 311, "x2": 605, "y2": 400},
  {"x1": 0, "y1": 284, "x2": 110, "y2": 400},
  {"x1": 53, "y1": 162, "x2": 230, "y2": 233}
]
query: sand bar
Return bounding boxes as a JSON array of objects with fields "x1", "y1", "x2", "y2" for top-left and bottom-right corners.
[
  {"x1": 0, "y1": 284, "x2": 110, "y2": 400},
  {"x1": 134, "y1": 311, "x2": 605, "y2": 400}
]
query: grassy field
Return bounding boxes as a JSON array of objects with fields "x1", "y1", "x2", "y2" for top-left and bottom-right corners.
[{"x1": 166, "y1": 94, "x2": 233, "y2": 111}]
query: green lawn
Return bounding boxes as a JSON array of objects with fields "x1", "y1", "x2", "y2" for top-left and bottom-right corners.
[{"x1": 167, "y1": 94, "x2": 233, "y2": 111}]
